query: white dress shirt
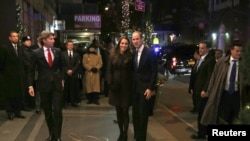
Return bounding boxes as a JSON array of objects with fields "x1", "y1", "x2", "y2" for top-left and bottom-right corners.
[{"x1": 225, "y1": 56, "x2": 239, "y2": 91}]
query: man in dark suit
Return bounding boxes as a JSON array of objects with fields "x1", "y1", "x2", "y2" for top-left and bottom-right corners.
[
  {"x1": 131, "y1": 31, "x2": 158, "y2": 141},
  {"x1": 188, "y1": 49, "x2": 200, "y2": 114},
  {"x1": 28, "y1": 31, "x2": 63, "y2": 141},
  {"x1": 62, "y1": 40, "x2": 81, "y2": 107},
  {"x1": 0, "y1": 31, "x2": 26, "y2": 120},
  {"x1": 190, "y1": 41, "x2": 216, "y2": 139}
]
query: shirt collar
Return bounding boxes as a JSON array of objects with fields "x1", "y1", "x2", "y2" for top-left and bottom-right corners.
[
  {"x1": 230, "y1": 56, "x2": 238, "y2": 61},
  {"x1": 137, "y1": 45, "x2": 144, "y2": 53},
  {"x1": 43, "y1": 47, "x2": 51, "y2": 51},
  {"x1": 200, "y1": 53, "x2": 208, "y2": 60}
]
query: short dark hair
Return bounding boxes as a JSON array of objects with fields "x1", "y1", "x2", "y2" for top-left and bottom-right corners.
[
  {"x1": 199, "y1": 40, "x2": 211, "y2": 48},
  {"x1": 231, "y1": 40, "x2": 242, "y2": 49},
  {"x1": 215, "y1": 49, "x2": 223, "y2": 54},
  {"x1": 65, "y1": 40, "x2": 73, "y2": 45}
]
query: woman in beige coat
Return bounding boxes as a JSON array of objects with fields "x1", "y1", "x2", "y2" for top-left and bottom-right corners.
[{"x1": 82, "y1": 44, "x2": 103, "y2": 105}]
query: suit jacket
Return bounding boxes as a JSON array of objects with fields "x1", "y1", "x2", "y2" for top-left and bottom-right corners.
[
  {"x1": 188, "y1": 61, "x2": 198, "y2": 93},
  {"x1": 193, "y1": 54, "x2": 216, "y2": 94},
  {"x1": 28, "y1": 47, "x2": 63, "y2": 93},
  {"x1": 0, "y1": 42, "x2": 25, "y2": 98},
  {"x1": 133, "y1": 46, "x2": 158, "y2": 94},
  {"x1": 62, "y1": 51, "x2": 80, "y2": 78}
]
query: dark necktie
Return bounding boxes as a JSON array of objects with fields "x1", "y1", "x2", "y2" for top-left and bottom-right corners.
[
  {"x1": 69, "y1": 51, "x2": 73, "y2": 67},
  {"x1": 47, "y1": 48, "x2": 53, "y2": 67},
  {"x1": 69, "y1": 51, "x2": 73, "y2": 58},
  {"x1": 13, "y1": 44, "x2": 18, "y2": 56},
  {"x1": 229, "y1": 60, "x2": 237, "y2": 94},
  {"x1": 196, "y1": 58, "x2": 203, "y2": 70}
]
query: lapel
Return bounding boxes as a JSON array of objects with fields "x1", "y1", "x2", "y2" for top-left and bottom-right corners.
[
  {"x1": 39, "y1": 47, "x2": 55, "y2": 68},
  {"x1": 65, "y1": 51, "x2": 74, "y2": 64},
  {"x1": 51, "y1": 47, "x2": 57, "y2": 65},
  {"x1": 9, "y1": 43, "x2": 18, "y2": 57},
  {"x1": 39, "y1": 48, "x2": 48, "y2": 66},
  {"x1": 196, "y1": 54, "x2": 209, "y2": 72}
]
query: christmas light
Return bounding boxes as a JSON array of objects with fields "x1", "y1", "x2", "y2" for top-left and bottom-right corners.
[
  {"x1": 121, "y1": 0, "x2": 131, "y2": 32},
  {"x1": 16, "y1": 3, "x2": 25, "y2": 36},
  {"x1": 144, "y1": 21, "x2": 154, "y2": 47}
]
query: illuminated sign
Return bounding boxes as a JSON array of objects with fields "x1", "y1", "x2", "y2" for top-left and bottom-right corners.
[
  {"x1": 135, "y1": 0, "x2": 145, "y2": 12},
  {"x1": 74, "y1": 14, "x2": 101, "y2": 29}
]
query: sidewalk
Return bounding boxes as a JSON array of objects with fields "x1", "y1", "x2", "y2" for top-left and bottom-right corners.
[{"x1": 0, "y1": 96, "x2": 178, "y2": 141}]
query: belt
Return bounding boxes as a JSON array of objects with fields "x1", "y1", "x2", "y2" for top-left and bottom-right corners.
[{"x1": 223, "y1": 90, "x2": 239, "y2": 94}]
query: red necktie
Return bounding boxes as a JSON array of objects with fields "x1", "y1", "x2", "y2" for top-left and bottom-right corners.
[{"x1": 47, "y1": 48, "x2": 53, "y2": 67}]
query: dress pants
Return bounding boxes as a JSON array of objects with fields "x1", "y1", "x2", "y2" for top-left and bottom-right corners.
[
  {"x1": 132, "y1": 91, "x2": 149, "y2": 141},
  {"x1": 218, "y1": 90, "x2": 240, "y2": 124},
  {"x1": 6, "y1": 97, "x2": 22, "y2": 115},
  {"x1": 197, "y1": 97, "x2": 208, "y2": 136},
  {"x1": 63, "y1": 75, "x2": 79, "y2": 105},
  {"x1": 40, "y1": 83, "x2": 63, "y2": 139}
]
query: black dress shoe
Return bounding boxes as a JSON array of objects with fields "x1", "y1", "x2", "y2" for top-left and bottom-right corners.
[
  {"x1": 71, "y1": 103, "x2": 79, "y2": 107},
  {"x1": 7, "y1": 113, "x2": 14, "y2": 120},
  {"x1": 36, "y1": 110, "x2": 41, "y2": 114},
  {"x1": 15, "y1": 114, "x2": 26, "y2": 119},
  {"x1": 93, "y1": 100, "x2": 100, "y2": 105},
  {"x1": 86, "y1": 100, "x2": 92, "y2": 104},
  {"x1": 190, "y1": 109, "x2": 198, "y2": 114},
  {"x1": 190, "y1": 134, "x2": 206, "y2": 139},
  {"x1": 23, "y1": 106, "x2": 32, "y2": 111},
  {"x1": 45, "y1": 136, "x2": 55, "y2": 141}
]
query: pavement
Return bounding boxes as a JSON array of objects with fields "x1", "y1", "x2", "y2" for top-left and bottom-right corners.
[
  {"x1": 0, "y1": 94, "x2": 179, "y2": 141},
  {"x1": 0, "y1": 76, "x2": 202, "y2": 141}
]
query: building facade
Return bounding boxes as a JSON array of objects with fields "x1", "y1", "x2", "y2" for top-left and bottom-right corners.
[{"x1": 0, "y1": 0, "x2": 56, "y2": 45}]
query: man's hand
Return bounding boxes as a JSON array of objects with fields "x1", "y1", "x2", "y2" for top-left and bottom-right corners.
[
  {"x1": 190, "y1": 89, "x2": 193, "y2": 94},
  {"x1": 201, "y1": 90, "x2": 208, "y2": 97},
  {"x1": 28, "y1": 87, "x2": 35, "y2": 97},
  {"x1": 144, "y1": 89, "x2": 153, "y2": 100},
  {"x1": 67, "y1": 70, "x2": 73, "y2": 75},
  {"x1": 62, "y1": 80, "x2": 64, "y2": 89}
]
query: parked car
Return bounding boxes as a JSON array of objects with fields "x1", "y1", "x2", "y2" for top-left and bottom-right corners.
[{"x1": 159, "y1": 43, "x2": 198, "y2": 75}]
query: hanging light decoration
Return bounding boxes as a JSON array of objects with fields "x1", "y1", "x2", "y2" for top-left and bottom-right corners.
[
  {"x1": 121, "y1": 0, "x2": 131, "y2": 32},
  {"x1": 16, "y1": 3, "x2": 25, "y2": 36},
  {"x1": 144, "y1": 21, "x2": 154, "y2": 47}
]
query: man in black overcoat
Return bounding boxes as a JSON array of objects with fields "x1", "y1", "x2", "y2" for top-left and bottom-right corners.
[{"x1": 0, "y1": 31, "x2": 26, "y2": 120}]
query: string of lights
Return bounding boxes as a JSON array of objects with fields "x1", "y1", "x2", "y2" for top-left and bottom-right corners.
[
  {"x1": 121, "y1": 0, "x2": 131, "y2": 32},
  {"x1": 16, "y1": 3, "x2": 25, "y2": 36}
]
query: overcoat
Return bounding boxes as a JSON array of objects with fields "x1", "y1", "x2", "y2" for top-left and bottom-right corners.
[
  {"x1": 201, "y1": 55, "x2": 247, "y2": 125},
  {"x1": 0, "y1": 43, "x2": 25, "y2": 99},
  {"x1": 107, "y1": 53, "x2": 133, "y2": 107},
  {"x1": 82, "y1": 53, "x2": 102, "y2": 93}
]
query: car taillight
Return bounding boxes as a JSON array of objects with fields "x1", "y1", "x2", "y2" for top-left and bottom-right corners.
[{"x1": 172, "y1": 57, "x2": 177, "y2": 67}]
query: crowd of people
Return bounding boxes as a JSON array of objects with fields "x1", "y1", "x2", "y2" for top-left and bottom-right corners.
[
  {"x1": 0, "y1": 30, "x2": 158, "y2": 141},
  {"x1": 1, "y1": 29, "x2": 249, "y2": 141}
]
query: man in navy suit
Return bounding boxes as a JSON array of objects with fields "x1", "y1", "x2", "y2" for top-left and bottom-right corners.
[
  {"x1": 28, "y1": 31, "x2": 64, "y2": 141},
  {"x1": 131, "y1": 31, "x2": 158, "y2": 141},
  {"x1": 190, "y1": 41, "x2": 216, "y2": 139}
]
